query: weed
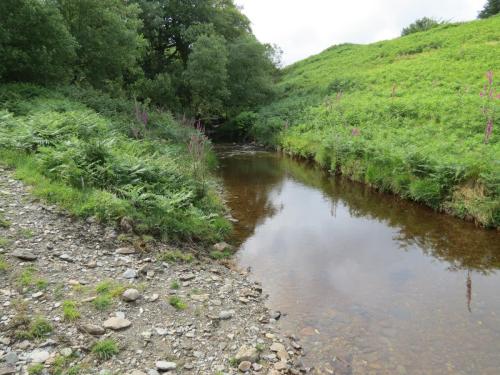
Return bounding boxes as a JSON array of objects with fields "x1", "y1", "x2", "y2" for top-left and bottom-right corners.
[
  {"x1": 0, "y1": 255, "x2": 9, "y2": 272},
  {"x1": 18, "y1": 228, "x2": 34, "y2": 238},
  {"x1": 0, "y1": 236, "x2": 11, "y2": 248},
  {"x1": 28, "y1": 364, "x2": 44, "y2": 375},
  {"x1": 209, "y1": 250, "x2": 232, "y2": 260},
  {"x1": 229, "y1": 357, "x2": 238, "y2": 367},
  {"x1": 62, "y1": 300, "x2": 80, "y2": 321},
  {"x1": 93, "y1": 295, "x2": 112, "y2": 311},
  {"x1": 256, "y1": 343, "x2": 265, "y2": 352},
  {"x1": 30, "y1": 317, "x2": 53, "y2": 339},
  {"x1": 0, "y1": 214, "x2": 11, "y2": 228},
  {"x1": 170, "y1": 280, "x2": 180, "y2": 290},
  {"x1": 92, "y1": 339, "x2": 119, "y2": 360},
  {"x1": 169, "y1": 296, "x2": 187, "y2": 310},
  {"x1": 159, "y1": 250, "x2": 194, "y2": 263}
]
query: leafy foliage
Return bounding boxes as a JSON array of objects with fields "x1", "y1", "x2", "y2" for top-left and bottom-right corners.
[
  {"x1": 401, "y1": 17, "x2": 444, "y2": 36},
  {"x1": 478, "y1": 0, "x2": 500, "y2": 19},
  {"x1": 253, "y1": 17, "x2": 500, "y2": 228}
]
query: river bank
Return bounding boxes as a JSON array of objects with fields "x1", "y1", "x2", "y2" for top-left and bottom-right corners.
[{"x1": 0, "y1": 167, "x2": 307, "y2": 375}]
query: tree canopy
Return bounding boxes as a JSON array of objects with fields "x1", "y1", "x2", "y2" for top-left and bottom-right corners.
[{"x1": 478, "y1": 0, "x2": 500, "y2": 18}]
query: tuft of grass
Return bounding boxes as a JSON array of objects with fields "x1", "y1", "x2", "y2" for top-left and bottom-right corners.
[
  {"x1": 169, "y1": 296, "x2": 187, "y2": 310},
  {"x1": 0, "y1": 213, "x2": 11, "y2": 228},
  {"x1": 92, "y1": 339, "x2": 119, "y2": 360},
  {"x1": 229, "y1": 357, "x2": 238, "y2": 367},
  {"x1": 209, "y1": 250, "x2": 232, "y2": 260},
  {"x1": 93, "y1": 295, "x2": 112, "y2": 311},
  {"x1": 0, "y1": 236, "x2": 12, "y2": 248},
  {"x1": 30, "y1": 316, "x2": 53, "y2": 339},
  {"x1": 16, "y1": 266, "x2": 48, "y2": 290},
  {"x1": 18, "y1": 228, "x2": 34, "y2": 238},
  {"x1": 28, "y1": 364, "x2": 44, "y2": 375},
  {"x1": 256, "y1": 343, "x2": 265, "y2": 352},
  {"x1": 62, "y1": 300, "x2": 80, "y2": 321},
  {"x1": 159, "y1": 250, "x2": 194, "y2": 263},
  {"x1": 170, "y1": 280, "x2": 180, "y2": 290},
  {"x1": 0, "y1": 255, "x2": 9, "y2": 272}
]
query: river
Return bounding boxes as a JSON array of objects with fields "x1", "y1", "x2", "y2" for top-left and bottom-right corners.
[{"x1": 216, "y1": 145, "x2": 500, "y2": 375}]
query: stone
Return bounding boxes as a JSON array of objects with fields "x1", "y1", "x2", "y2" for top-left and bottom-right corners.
[
  {"x1": 156, "y1": 361, "x2": 177, "y2": 371},
  {"x1": 235, "y1": 345, "x2": 259, "y2": 363},
  {"x1": 291, "y1": 341, "x2": 302, "y2": 350},
  {"x1": 58, "y1": 254, "x2": 74, "y2": 262},
  {"x1": 213, "y1": 242, "x2": 232, "y2": 252},
  {"x1": 270, "y1": 343, "x2": 286, "y2": 353},
  {"x1": 147, "y1": 371, "x2": 160, "y2": 375},
  {"x1": 252, "y1": 363, "x2": 263, "y2": 371},
  {"x1": 238, "y1": 361, "x2": 252, "y2": 372},
  {"x1": 60, "y1": 348, "x2": 72, "y2": 357},
  {"x1": 128, "y1": 371, "x2": 147, "y2": 375},
  {"x1": 218, "y1": 310, "x2": 235, "y2": 320},
  {"x1": 122, "y1": 289, "x2": 140, "y2": 302},
  {"x1": 191, "y1": 294, "x2": 209, "y2": 302},
  {"x1": 180, "y1": 273, "x2": 195, "y2": 281},
  {"x1": 11, "y1": 250, "x2": 37, "y2": 261},
  {"x1": 3, "y1": 352, "x2": 17, "y2": 366},
  {"x1": 103, "y1": 317, "x2": 132, "y2": 330},
  {"x1": 122, "y1": 269, "x2": 138, "y2": 279},
  {"x1": 116, "y1": 247, "x2": 136, "y2": 255},
  {"x1": 79, "y1": 324, "x2": 105, "y2": 336},
  {"x1": 274, "y1": 361, "x2": 288, "y2": 371},
  {"x1": 0, "y1": 366, "x2": 16, "y2": 375},
  {"x1": 30, "y1": 349, "x2": 50, "y2": 363}
]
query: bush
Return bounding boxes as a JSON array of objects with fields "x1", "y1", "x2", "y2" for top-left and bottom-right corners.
[{"x1": 401, "y1": 17, "x2": 443, "y2": 36}]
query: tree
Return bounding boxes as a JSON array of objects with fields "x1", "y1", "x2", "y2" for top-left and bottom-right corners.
[
  {"x1": 401, "y1": 17, "x2": 442, "y2": 36},
  {"x1": 185, "y1": 34, "x2": 229, "y2": 119},
  {"x1": 57, "y1": 0, "x2": 146, "y2": 87},
  {"x1": 478, "y1": 0, "x2": 500, "y2": 18},
  {"x1": 0, "y1": 0, "x2": 76, "y2": 84},
  {"x1": 226, "y1": 35, "x2": 277, "y2": 114}
]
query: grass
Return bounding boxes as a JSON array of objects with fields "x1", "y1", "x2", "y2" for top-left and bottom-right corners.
[
  {"x1": 252, "y1": 16, "x2": 500, "y2": 228},
  {"x1": 0, "y1": 255, "x2": 8, "y2": 272},
  {"x1": 17, "y1": 266, "x2": 48, "y2": 290},
  {"x1": 0, "y1": 236, "x2": 12, "y2": 248},
  {"x1": 18, "y1": 228, "x2": 34, "y2": 238},
  {"x1": 159, "y1": 249, "x2": 194, "y2": 263},
  {"x1": 170, "y1": 280, "x2": 180, "y2": 290},
  {"x1": 169, "y1": 296, "x2": 188, "y2": 310},
  {"x1": 0, "y1": 84, "x2": 231, "y2": 242},
  {"x1": 0, "y1": 213, "x2": 11, "y2": 228},
  {"x1": 91, "y1": 339, "x2": 119, "y2": 360},
  {"x1": 28, "y1": 364, "x2": 44, "y2": 375},
  {"x1": 92, "y1": 280, "x2": 125, "y2": 311},
  {"x1": 93, "y1": 295, "x2": 112, "y2": 311},
  {"x1": 62, "y1": 300, "x2": 81, "y2": 321},
  {"x1": 209, "y1": 250, "x2": 232, "y2": 260},
  {"x1": 16, "y1": 316, "x2": 54, "y2": 340}
]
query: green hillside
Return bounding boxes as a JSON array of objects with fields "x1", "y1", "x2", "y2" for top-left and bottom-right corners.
[{"x1": 253, "y1": 16, "x2": 500, "y2": 228}]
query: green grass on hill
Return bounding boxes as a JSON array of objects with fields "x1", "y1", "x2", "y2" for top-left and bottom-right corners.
[
  {"x1": 253, "y1": 16, "x2": 500, "y2": 228},
  {"x1": 0, "y1": 84, "x2": 230, "y2": 242}
]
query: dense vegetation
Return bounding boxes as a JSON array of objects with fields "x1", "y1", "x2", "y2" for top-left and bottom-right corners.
[
  {"x1": 251, "y1": 16, "x2": 500, "y2": 228},
  {"x1": 479, "y1": 0, "x2": 500, "y2": 19},
  {"x1": 0, "y1": 84, "x2": 230, "y2": 242}
]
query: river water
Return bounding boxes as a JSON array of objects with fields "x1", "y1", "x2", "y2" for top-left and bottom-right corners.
[{"x1": 216, "y1": 146, "x2": 500, "y2": 375}]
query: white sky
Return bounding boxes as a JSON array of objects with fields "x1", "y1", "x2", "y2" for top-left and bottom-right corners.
[{"x1": 235, "y1": 0, "x2": 487, "y2": 65}]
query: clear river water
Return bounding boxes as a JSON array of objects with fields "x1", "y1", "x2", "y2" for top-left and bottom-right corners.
[{"x1": 216, "y1": 145, "x2": 500, "y2": 375}]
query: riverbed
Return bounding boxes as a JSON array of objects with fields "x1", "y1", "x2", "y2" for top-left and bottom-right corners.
[{"x1": 216, "y1": 145, "x2": 500, "y2": 375}]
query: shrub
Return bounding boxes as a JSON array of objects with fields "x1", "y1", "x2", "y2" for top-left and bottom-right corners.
[
  {"x1": 169, "y1": 296, "x2": 187, "y2": 310},
  {"x1": 401, "y1": 17, "x2": 444, "y2": 36},
  {"x1": 92, "y1": 339, "x2": 119, "y2": 360}
]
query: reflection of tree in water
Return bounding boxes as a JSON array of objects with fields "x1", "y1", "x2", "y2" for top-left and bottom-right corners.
[
  {"x1": 217, "y1": 149, "x2": 287, "y2": 244},
  {"x1": 277, "y1": 153, "x2": 500, "y2": 274},
  {"x1": 466, "y1": 270, "x2": 472, "y2": 313},
  {"x1": 219, "y1": 148, "x2": 500, "y2": 274}
]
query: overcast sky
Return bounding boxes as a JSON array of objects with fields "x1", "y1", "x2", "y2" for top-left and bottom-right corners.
[{"x1": 234, "y1": 0, "x2": 486, "y2": 65}]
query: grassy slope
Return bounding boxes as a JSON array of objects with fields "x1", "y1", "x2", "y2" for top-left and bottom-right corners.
[
  {"x1": 0, "y1": 84, "x2": 230, "y2": 243},
  {"x1": 253, "y1": 16, "x2": 500, "y2": 228}
]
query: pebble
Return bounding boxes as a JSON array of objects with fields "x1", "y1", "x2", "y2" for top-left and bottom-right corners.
[
  {"x1": 79, "y1": 324, "x2": 105, "y2": 336},
  {"x1": 238, "y1": 361, "x2": 252, "y2": 372},
  {"x1": 29, "y1": 349, "x2": 50, "y2": 363},
  {"x1": 122, "y1": 288, "x2": 140, "y2": 302},
  {"x1": 235, "y1": 345, "x2": 259, "y2": 363},
  {"x1": 11, "y1": 249, "x2": 37, "y2": 261},
  {"x1": 155, "y1": 361, "x2": 177, "y2": 371},
  {"x1": 122, "y1": 269, "x2": 138, "y2": 279},
  {"x1": 103, "y1": 317, "x2": 132, "y2": 330},
  {"x1": 116, "y1": 247, "x2": 136, "y2": 255},
  {"x1": 180, "y1": 273, "x2": 195, "y2": 281},
  {"x1": 219, "y1": 310, "x2": 235, "y2": 320}
]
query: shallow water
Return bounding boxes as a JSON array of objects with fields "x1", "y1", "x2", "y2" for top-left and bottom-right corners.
[{"x1": 216, "y1": 146, "x2": 500, "y2": 375}]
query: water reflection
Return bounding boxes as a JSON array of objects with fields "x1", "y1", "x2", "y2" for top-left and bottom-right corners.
[{"x1": 217, "y1": 146, "x2": 500, "y2": 374}]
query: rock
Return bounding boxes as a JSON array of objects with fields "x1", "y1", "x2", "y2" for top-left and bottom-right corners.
[
  {"x1": 30, "y1": 349, "x2": 50, "y2": 363},
  {"x1": 128, "y1": 371, "x2": 147, "y2": 375},
  {"x1": 219, "y1": 310, "x2": 235, "y2": 320},
  {"x1": 147, "y1": 370, "x2": 160, "y2": 375},
  {"x1": 191, "y1": 294, "x2": 209, "y2": 302},
  {"x1": 271, "y1": 311, "x2": 281, "y2": 320},
  {"x1": 179, "y1": 273, "x2": 195, "y2": 281},
  {"x1": 58, "y1": 253, "x2": 74, "y2": 262},
  {"x1": 291, "y1": 341, "x2": 302, "y2": 350},
  {"x1": 274, "y1": 361, "x2": 288, "y2": 371},
  {"x1": 156, "y1": 361, "x2": 177, "y2": 371},
  {"x1": 116, "y1": 247, "x2": 136, "y2": 255},
  {"x1": 252, "y1": 363, "x2": 263, "y2": 371},
  {"x1": 103, "y1": 317, "x2": 132, "y2": 330},
  {"x1": 31, "y1": 291, "x2": 44, "y2": 299},
  {"x1": 0, "y1": 366, "x2": 16, "y2": 375},
  {"x1": 213, "y1": 242, "x2": 231, "y2": 251},
  {"x1": 122, "y1": 288, "x2": 140, "y2": 302},
  {"x1": 3, "y1": 352, "x2": 17, "y2": 366},
  {"x1": 11, "y1": 250, "x2": 37, "y2": 261},
  {"x1": 235, "y1": 345, "x2": 259, "y2": 363},
  {"x1": 238, "y1": 361, "x2": 252, "y2": 372},
  {"x1": 270, "y1": 343, "x2": 286, "y2": 353},
  {"x1": 60, "y1": 348, "x2": 72, "y2": 357},
  {"x1": 122, "y1": 269, "x2": 138, "y2": 279},
  {"x1": 79, "y1": 324, "x2": 105, "y2": 336}
]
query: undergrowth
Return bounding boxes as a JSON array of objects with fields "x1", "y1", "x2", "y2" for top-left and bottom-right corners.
[{"x1": 0, "y1": 84, "x2": 230, "y2": 242}]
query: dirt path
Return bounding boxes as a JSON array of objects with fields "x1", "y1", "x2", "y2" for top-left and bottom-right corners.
[{"x1": 0, "y1": 166, "x2": 307, "y2": 375}]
